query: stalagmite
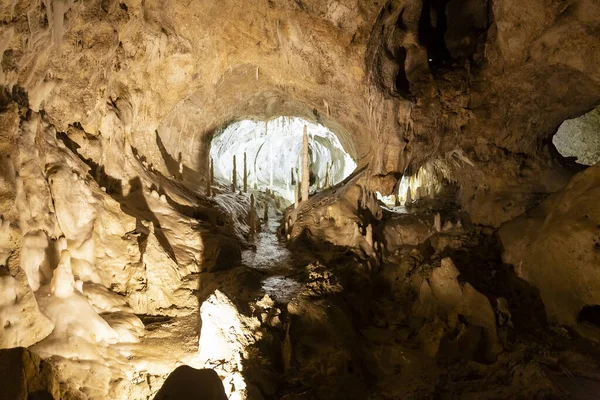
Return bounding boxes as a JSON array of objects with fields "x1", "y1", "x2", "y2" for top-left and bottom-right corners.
[
  {"x1": 250, "y1": 194, "x2": 255, "y2": 236},
  {"x1": 210, "y1": 157, "x2": 214, "y2": 196},
  {"x1": 405, "y1": 187, "x2": 412, "y2": 205},
  {"x1": 243, "y1": 152, "x2": 248, "y2": 193},
  {"x1": 268, "y1": 121, "x2": 274, "y2": 188},
  {"x1": 232, "y1": 154, "x2": 237, "y2": 192},
  {"x1": 302, "y1": 125, "x2": 309, "y2": 202},
  {"x1": 324, "y1": 162, "x2": 330, "y2": 188},
  {"x1": 263, "y1": 200, "x2": 268, "y2": 222},
  {"x1": 294, "y1": 184, "x2": 299, "y2": 209},
  {"x1": 206, "y1": 162, "x2": 211, "y2": 196},
  {"x1": 434, "y1": 213, "x2": 442, "y2": 232}
]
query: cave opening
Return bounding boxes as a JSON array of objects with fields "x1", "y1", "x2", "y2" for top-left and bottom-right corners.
[
  {"x1": 552, "y1": 106, "x2": 600, "y2": 166},
  {"x1": 209, "y1": 116, "x2": 357, "y2": 204}
]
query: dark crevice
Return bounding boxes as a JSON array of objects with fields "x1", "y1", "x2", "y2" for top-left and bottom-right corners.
[
  {"x1": 418, "y1": 0, "x2": 451, "y2": 69},
  {"x1": 578, "y1": 305, "x2": 600, "y2": 327},
  {"x1": 366, "y1": 0, "x2": 414, "y2": 100},
  {"x1": 393, "y1": 47, "x2": 411, "y2": 97}
]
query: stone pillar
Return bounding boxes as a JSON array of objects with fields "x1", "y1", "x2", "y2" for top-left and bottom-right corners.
[
  {"x1": 206, "y1": 158, "x2": 212, "y2": 196},
  {"x1": 243, "y1": 152, "x2": 248, "y2": 193},
  {"x1": 302, "y1": 125, "x2": 309, "y2": 202},
  {"x1": 249, "y1": 193, "x2": 255, "y2": 236},
  {"x1": 210, "y1": 157, "x2": 214, "y2": 196},
  {"x1": 232, "y1": 155, "x2": 237, "y2": 192},
  {"x1": 263, "y1": 200, "x2": 268, "y2": 223}
]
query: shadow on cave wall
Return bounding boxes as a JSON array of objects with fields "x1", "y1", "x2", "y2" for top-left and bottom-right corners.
[{"x1": 57, "y1": 130, "x2": 241, "y2": 269}]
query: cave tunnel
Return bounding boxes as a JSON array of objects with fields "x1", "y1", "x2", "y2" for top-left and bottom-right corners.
[
  {"x1": 1, "y1": 1, "x2": 600, "y2": 400},
  {"x1": 209, "y1": 116, "x2": 357, "y2": 204}
]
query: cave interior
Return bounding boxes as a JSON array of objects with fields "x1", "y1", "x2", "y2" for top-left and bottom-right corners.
[{"x1": 0, "y1": 0, "x2": 599, "y2": 399}]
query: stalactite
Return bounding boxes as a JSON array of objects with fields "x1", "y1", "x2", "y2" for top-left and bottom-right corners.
[
  {"x1": 249, "y1": 193, "x2": 255, "y2": 236},
  {"x1": 302, "y1": 125, "x2": 309, "y2": 202},
  {"x1": 53, "y1": 0, "x2": 66, "y2": 48},
  {"x1": 243, "y1": 152, "x2": 248, "y2": 193},
  {"x1": 232, "y1": 154, "x2": 237, "y2": 192}
]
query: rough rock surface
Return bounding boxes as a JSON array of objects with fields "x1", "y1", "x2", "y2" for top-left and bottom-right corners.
[
  {"x1": 500, "y1": 163, "x2": 600, "y2": 328},
  {"x1": 0, "y1": 347, "x2": 60, "y2": 400}
]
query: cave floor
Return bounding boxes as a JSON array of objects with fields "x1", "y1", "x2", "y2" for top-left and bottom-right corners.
[
  {"x1": 222, "y1": 202, "x2": 600, "y2": 400},
  {"x1": 242, "y1": 218, "x2": 304, "y2": 303}
]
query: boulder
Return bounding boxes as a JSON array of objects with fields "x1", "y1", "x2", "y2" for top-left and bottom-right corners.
[
  {"x1": 416, "y1": 258, "x2": 502, "y2": 361},
  {"x1": 153, "y1": 366, "x2": 227, "y2": 400}
]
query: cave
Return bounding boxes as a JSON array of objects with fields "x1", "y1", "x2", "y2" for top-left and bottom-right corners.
[
  {"x1": 0, "y1": 1, "x2": 600, "y2": 400},
  {"x1": 209, "y1": 116, "x2": 356, "y2": 203}
]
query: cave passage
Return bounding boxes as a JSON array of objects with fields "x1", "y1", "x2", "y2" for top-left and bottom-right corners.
[
  {"x1": 209, "y1": 117, "x2": 357, "y2": 203},
  {"x1": 376, "y1": 161, "x2": 447, "y2": 207}
]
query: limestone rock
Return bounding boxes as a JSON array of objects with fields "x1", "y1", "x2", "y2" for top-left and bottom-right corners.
[
  {"x1": 383, "y1": 214, "x2": 435, "y2": 251},
  {"x1": 0, "y1": 347, "x2": 60, "y2": 400},
  {"x1": 500, "y1": 163, "x2": 600, "y2": 329},
  {"x1": 199, "y1": 290, "x2": 261, "y2": 400},
  {"x1": 126, "y1": 223, "x2": 197, "y2": 316},
  {"x1": 419, "y1": 258, "x2": 502, "y2": 360},
  {"x1": 0, "y1": 271, "x2": 54, "y2": 349}
]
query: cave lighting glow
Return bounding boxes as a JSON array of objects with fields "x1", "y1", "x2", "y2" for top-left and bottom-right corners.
[
  {"x1": 377, "y1": 163, "x2": 443, "y2": 207},
  {"x1": 210, "y1": 117, "x2": 356, "y2": 202}
]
